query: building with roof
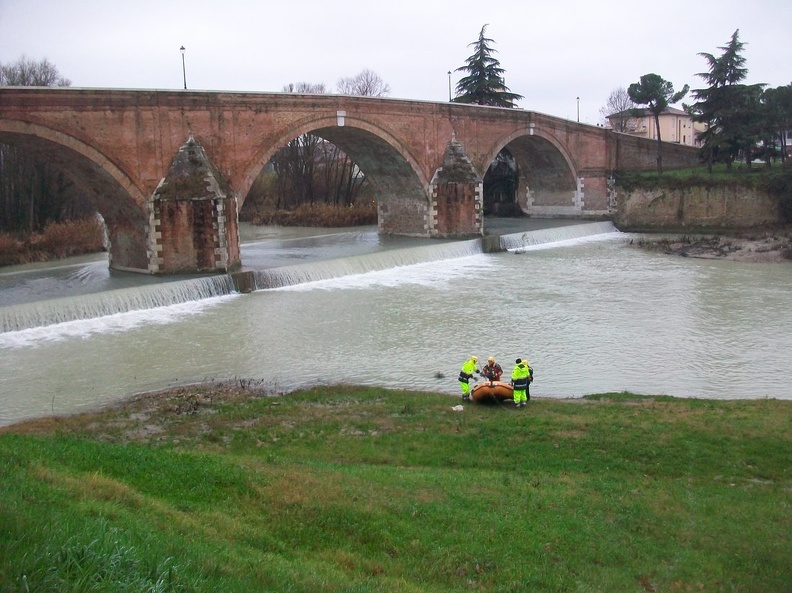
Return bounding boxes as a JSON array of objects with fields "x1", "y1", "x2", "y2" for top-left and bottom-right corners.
[{"x1": 607, "y1": 107, "x2": 702, "y2": 147}]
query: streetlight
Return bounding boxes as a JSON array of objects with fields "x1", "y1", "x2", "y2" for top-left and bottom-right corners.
[
  {"x1": 447, "y1": 71, "x2": 452, "y2": 101},
  {"x1": 576, "y1": 96, "x2": 580, "y2": 123},
  {"x1": 180, "y1": 46, "x2": 187, "y2": 90}
]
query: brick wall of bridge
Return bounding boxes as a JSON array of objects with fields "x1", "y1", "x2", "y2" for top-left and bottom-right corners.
[{"x1": 0, "y1": 88, "x2": 699, "y2": 273}]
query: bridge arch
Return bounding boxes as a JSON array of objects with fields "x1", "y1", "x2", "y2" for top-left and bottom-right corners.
[
  {"x1": 484, "y1": 127, "x2": 579, "y2": 214},
  {"x1": 0, "y1": 119, "x2": 151, "y2": 271},
  {"x1": 240, "y1": 115, "x2": 433, "y2": 235}
]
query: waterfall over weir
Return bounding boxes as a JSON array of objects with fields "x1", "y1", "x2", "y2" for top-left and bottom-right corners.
[
  {"x1": 250, "y1": 222, "x2": 618, "y2": 289},
  {"x1": 498, "y1": 221, "x2": 618, "y2": 251},
  {"x1": 1, "y1": 275, "x2": 237, "y2": 333},
  {"x1": 251, "y1": 239, "x2": 484, "y2": 289},
  {"x1": 0, "y1": 221, "x2": 618, "y2": 332}
]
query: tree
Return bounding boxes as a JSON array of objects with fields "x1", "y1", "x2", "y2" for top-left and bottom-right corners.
[
  {"x1": 452, "y1": 25, "x2": 523, "y2": 107},
  {"x1": 336, "y1": 69, "x2": 390, "y2": 97},
  {"x1": 761, "y1": 84, "x2": 792, "y2": 163},
  {"x1": 259, "y1": 79, "x2": 375, "y2": 213},
  {"x1": 687, "y1": 30, "x2": 764, "y2": 171},
  {"x1": 1, "y1": 57, "x2": 75, "y2": 234},
  {"x1": 282, "y1": 81, "x2": 327, "y2": 94},
  {"x1": 628, "y1": 74, "x2": 689, "y2": 173},
  {"x1": 270, "y1": 83, "x2": 327, "y2": 209},
  {"x1": 0, "y1": 55, "x2": 71, "y2": 86},
  {"x1": 600, "y1": 87, "x2": 637, "y2": 131}
]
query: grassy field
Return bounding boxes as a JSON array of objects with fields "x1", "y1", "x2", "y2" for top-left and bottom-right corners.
[
  {"x1": 614, "y1": 161, "x2": 792, "y2": 195},
  {"x1": 1, "y1": 385, "x2": 789, "y2": 592}
]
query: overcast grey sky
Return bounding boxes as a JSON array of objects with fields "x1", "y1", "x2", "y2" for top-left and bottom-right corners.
[{"x1": 1, "y1": 0, "x2": 790, "y2": 125}]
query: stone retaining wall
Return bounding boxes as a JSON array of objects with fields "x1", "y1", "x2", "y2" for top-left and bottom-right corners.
[{"x1": 614, "y1": 185, "x2": 781, "y2": 231}]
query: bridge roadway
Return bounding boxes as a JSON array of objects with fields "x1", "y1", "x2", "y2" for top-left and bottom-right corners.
[{"x1": 0, "y1": 87, "x2": 697, "y2": 274}]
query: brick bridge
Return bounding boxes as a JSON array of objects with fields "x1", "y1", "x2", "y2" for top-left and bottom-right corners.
[{"x1": 0, "y1": 88, "x2": 697, "y2": 274}]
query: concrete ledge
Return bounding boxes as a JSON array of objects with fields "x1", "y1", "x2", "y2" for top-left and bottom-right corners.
[
  {"x1": 230, "y1": 271, "x2": 256, "y2": 293},
  {"x1": 481, "y1": 234, "x2": 505, "y2": 253}
]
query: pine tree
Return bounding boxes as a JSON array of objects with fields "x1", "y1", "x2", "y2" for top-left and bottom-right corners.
[
  {"x1": 688, "y1": 30, "x2": 764, "y2": 171},
  {"x1": 452, "y1": 25, "x2": 523, "y2": 108},
  {"x1": 627, "y1": 74, "x2": 689, "y2": 174}
]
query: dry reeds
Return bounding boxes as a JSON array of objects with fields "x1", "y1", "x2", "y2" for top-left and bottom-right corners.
[
  {"x1": 0, "y1": 217, "x2": 106, "y2": 267},
  {"x1": 250, "y1": 202, "x2": 377, "y2": 227}
]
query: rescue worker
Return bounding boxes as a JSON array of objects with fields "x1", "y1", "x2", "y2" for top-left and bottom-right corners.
[
  {"x1": 458, "y1": 355, "x2": 480, "y2": 401},
  {"x1": 481, "y1": 356, "x2": 503, "y2": 382},
  {"x1": 511, "y1": 357, "x2": 533, "y2": 407}
]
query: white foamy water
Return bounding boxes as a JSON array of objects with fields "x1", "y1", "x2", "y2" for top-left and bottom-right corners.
[
  {"x1": 0, "y1": 294, "x2": 239, "y2": 349},
  {"x1": 507, "y1": 231, "x2": 627, "y2": 252},
  {"x1": 270, "y1": 254, "x2": 495, "y2": 292}
]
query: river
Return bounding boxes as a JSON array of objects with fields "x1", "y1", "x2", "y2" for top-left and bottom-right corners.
[{"x1": 1, "y1": 219, "x2": 790, "y2": 427}]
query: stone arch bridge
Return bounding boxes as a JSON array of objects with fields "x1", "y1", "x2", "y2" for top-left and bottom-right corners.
[{"x1": 0, "y1": 88, "x2": 697, "y2": 274}]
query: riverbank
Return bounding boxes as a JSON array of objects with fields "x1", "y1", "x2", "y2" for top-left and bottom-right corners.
[
  {"x1": 631, "y1": 228, "x2": 792, "y2": 263},
  {"x1": 1, "y1": 384, "x2": 789, "y2": 592}
]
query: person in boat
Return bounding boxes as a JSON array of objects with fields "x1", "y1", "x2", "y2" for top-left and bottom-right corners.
[
  {"x1": 511, "y1": 358, "x2": 533, "y2": 407},
  {"x1": 481, "y1": 356, "x2": 503, "y2": 382},
  {"x1": 458, "y1": 355, "x2": 481, "y2": 402}
]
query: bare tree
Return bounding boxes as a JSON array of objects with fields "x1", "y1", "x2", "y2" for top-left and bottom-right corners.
[
  {"x1": 282, "y1": 82, "x2": 327, "y2": 94},
  {"x1": 600, "y1": 87, "x2": 637, "y2": 131},
  {"x1": 1, "y1": 57, "x2": 75, "y2": 233},
  {"x1": 336, "y1": 69, "x2": 391, "y2": 97},
  {"x1": 257, "y1": 75, "x2": 387, "y2": 214},
  {"x1": 269, "y1": 84, "x2": 329, "y2": 208},
  {"x1": 0, "y1": 55, "x2": 71, "y2": 86}
]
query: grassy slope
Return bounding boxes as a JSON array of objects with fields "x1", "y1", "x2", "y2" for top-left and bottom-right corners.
[{"x1": 1, "y1": 385, "x2": 790, "y2": 592}]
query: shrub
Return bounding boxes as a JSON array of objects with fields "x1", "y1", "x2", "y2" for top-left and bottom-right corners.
[
  {"x1": 250, "y1": 202, "x2": 378, "y2": 227},
  {"x1": 0, "y1": 233, "x2": 23, "y2": 266},
  {"x1": 0, "y1": 217, "x2": 105, "y2": 267}
]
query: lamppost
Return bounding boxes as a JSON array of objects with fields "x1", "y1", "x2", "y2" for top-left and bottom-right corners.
[
  {"x1": 576, "y1": 96, "x2": 580, "y2": 123},
  {"x1": 180, "y1": 46, "x2": 187, "y2": 90},
  {"x1": 447, "y1": 71, "x2": 452, "y2": 102}
]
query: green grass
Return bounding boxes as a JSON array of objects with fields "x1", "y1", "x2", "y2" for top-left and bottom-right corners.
[
  {"x1": 614, "y1": 161, "x2": 792, "y2": 194},
  {"x1": 1, "y1": 385, "x2": 790, "y2": 592}
]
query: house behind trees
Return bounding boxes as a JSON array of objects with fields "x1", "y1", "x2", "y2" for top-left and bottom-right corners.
[{"x1": 606, "y1": 107, "x2": 704, "y2": 147}]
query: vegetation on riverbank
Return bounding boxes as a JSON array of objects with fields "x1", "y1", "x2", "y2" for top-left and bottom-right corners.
[
  {"x1": 0, "y1": 203, "x2": 378, "y2": 268},
  {"x1": 0, "y1": 217, "x2": 105, "y2": 267},
  {"x1": 614, "y1": 162, "x2": 792, "y2": 221},
  {"x1": 245, "y1": 201, "x2": 378, "y2": 227},
  {"x1": 1, "y1": 384, "x2": 789, "y2": 592}
]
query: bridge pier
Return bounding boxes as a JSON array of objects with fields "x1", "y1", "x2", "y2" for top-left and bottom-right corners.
[
  {"x1": 146, "y1": 135, "x2": 241, "y2": 275},
  {"x1": 0, "y1": 88, "x2": 701, "y2": 270},
  {"x1": 429, "y1": 139, "x2": 483, "y2": 238}
]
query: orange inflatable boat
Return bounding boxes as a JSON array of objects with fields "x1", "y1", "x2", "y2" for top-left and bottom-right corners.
[{"x1": 471, "y1": 380, "x2": 514, "y2": 403}]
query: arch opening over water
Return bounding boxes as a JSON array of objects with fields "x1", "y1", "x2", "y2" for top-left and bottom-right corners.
[
  {"x1": 0, "y1": 125, "x2": 150, "y2": 272},
  {"x1": 241, "y1": 118, "x2": 433, "y2": 237},
  {"x1": 499, "y1": 133, "x2": 578, "y2": 214}
]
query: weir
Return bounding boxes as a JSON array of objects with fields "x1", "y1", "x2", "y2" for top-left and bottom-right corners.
[
  {"x1": 1, "y1": 275, "x2": 237, "y2": 333},
  {"x1": 0, "y1": 222, "x2": 618, "y2": 332},
  {"x1": 249, "y1": 239, "x2": 483, "y2": 290},
  {"x1": 497, "y1": 221, "x2": 617, "y2": 251}
]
